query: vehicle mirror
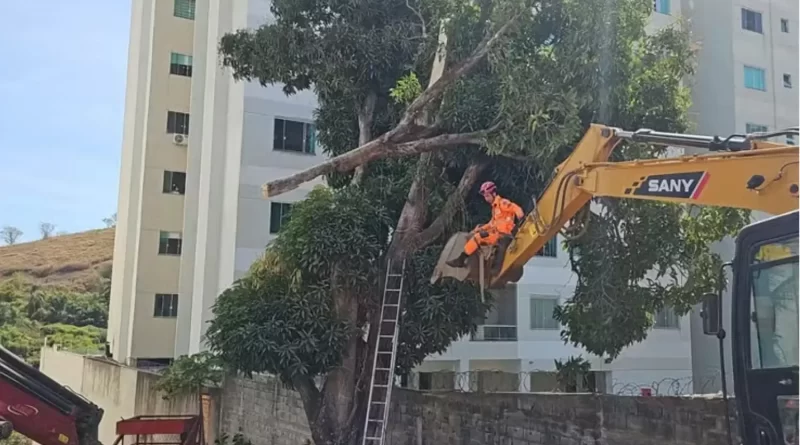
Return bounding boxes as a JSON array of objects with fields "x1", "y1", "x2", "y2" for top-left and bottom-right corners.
[{"x1": 701, "y1": 292, "x2": 721, "y2": 336}]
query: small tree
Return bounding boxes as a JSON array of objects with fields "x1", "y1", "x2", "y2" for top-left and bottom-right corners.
[
  {"x1": 155, "y1": 352, "x2": 224, "y2": 402},
  {"x1": 39, "y1": 222, "x2": 55, "y2": 239},
  {"x1": 102, "y1": 213, "x2": 117, "y2": 228},
  {"x1": 0, "y1": 226, "x2": 23, "y2": 245}
]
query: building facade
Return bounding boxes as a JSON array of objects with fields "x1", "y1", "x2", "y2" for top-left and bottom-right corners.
[
  {"x1": 108, "y1": 0, "x2": 797, "y2": 393},
  {"x1": 684, "y1": 0, "x2": 799, "y2": 393},
  {"x1": 108, "y1": 0, "x2": 322, "y2": 365}
]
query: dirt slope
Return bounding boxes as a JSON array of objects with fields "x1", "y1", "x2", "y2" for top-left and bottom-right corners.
[{"x1": 0, "y1": 228, "x2": 115, "y2": 291}]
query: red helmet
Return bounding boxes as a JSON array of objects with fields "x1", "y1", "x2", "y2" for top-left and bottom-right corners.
[{"x1": 479, "y1": 181, "x2": 497, "y2": 195}]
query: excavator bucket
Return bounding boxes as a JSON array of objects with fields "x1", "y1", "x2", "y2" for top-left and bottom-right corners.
[
  {"x1": 431, "y1": 232, "x2": 525, "y2": 288},
  {"x1": 431, "y1": 232, "x2": 485, "y2": 285}
]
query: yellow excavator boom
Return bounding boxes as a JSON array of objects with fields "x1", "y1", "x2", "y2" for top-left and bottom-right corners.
[{"x1": 433, "y1": 123, "x2": 800, "y2": 288}]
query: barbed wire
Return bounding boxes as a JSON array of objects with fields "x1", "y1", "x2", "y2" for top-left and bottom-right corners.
[{"x1": 401, "y1": 369, "x2": 727, "y2": 396}]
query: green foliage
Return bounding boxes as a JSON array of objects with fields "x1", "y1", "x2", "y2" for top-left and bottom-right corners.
[
  {"x1": 389, "y1": 72, "x2": 423, "y2": 105},
  {"x1": 215, "y1": 0, "x2": 748, "y2": 427},
  {"x1": 0, "y1": 274, "x2": 107, "y2": 364},
  {"x1": 554, "y1": 355, "x2": 591, "y2": 392},
  {"x1": 206, "y1": 186, "x2": 487, "y2": 384},
  {"x1": 155, "y1": 352, "x2": 224, "y2": 399},
  {"x1": 214, "y1": 433, "x2": 254, "y2": 445}
]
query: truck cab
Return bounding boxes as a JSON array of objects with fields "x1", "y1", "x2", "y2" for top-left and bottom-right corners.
[{"x1": 706, "y1": 210, "x2": 799, "y2": 445}]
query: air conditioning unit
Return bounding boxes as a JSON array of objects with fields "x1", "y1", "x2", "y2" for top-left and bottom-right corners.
[{"x1": 172, "y1": 133, "x2": 188, "y2": 146}]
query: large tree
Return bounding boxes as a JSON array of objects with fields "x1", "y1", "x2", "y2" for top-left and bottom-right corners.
[{"x1": 206, "y1": 0, "x2": 748, "y2": 443}]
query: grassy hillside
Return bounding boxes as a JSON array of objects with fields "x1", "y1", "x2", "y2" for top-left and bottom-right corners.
[
  {"x1": 0, "y1": 229, "x2": 114, "y2": 364},
  {"x1": 0, "y1": 228, "x2": 115, "y2": 292}
]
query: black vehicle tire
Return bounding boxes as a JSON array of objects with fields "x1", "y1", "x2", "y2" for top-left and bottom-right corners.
[{"x1": 0, "y1": 420, "x2": 13, "y2": 440}]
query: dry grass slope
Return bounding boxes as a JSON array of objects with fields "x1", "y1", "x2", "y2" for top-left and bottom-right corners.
[{"x1": 0, "y1": 228, "x2": 115, "y2": 291}]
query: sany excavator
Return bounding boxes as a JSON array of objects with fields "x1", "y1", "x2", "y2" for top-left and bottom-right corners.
[{"x1": 432, "y1": 123, "x2": 799, "y2": 445}]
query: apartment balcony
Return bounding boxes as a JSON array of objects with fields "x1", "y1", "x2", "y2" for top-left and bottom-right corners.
[{"x1": 471, "y1": 324, "x2": 518, "y2": 342}]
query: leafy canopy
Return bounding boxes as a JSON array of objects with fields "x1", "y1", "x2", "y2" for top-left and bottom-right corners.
[{"x1": 211, "y1": 0, "x2": 751, "y2": 386}]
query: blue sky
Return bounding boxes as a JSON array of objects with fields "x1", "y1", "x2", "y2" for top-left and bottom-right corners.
[{"x1": 0, "y1": 2, "x2": 130, "y2": 242}]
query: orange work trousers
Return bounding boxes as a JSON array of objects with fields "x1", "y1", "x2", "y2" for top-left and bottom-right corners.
[{"x1": 464, "y1": 228, "x2": 506, "y2": 255}]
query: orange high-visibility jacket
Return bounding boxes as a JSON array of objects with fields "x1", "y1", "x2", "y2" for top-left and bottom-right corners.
[{"x1": 478, "y1": 195, "x2": 524, "y2": 234}]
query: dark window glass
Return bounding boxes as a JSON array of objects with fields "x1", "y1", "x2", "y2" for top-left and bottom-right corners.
[
  {"x1": 163, "y1": 171, "x2": 186, "y2": 194},
  {"x1": 270, "y1": 202, "x2": 293, "y2": 234},
  {"x1": 167, "y1": 111, "x2": 190, "y2": 135},
  {"x1": 154, "y1": 293, "x2": 179, "y2": 317}
]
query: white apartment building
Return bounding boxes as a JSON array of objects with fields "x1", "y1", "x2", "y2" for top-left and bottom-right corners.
[
  {"x1": 109, "y1": 0, "x2": 322, "y2": 366},
  {"x1": 684, "y1": 0, "x2": 799, "y2": 393}
]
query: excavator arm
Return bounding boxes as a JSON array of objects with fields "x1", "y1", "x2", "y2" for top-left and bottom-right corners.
[{"x1": 433, "y1": 123, "x2": 799, "y2": 288}]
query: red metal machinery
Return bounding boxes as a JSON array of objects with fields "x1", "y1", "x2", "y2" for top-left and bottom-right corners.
[{"x1": 113, "y1": 415, "x2": 204, "y2": 445}]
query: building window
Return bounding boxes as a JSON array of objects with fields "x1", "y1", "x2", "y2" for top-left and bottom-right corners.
[
  {"x1": 269, "y1": 202, "x2": 293, "y2": 234},
  {"x1": 167, "y1": 111, "x2": 190, "y2": 135},
  {"x1": 783, "y1": 74, "x2": 792, "y2": 89},
  {"x1": 744, "y1": 66, "x2": 766, "y2": 91},
  {"x1": 530, "y1": 297, "x2": 559, "y2": 330},
  {"x1": 273, "y1": 118, "x2": 316, "y2": 154},
  {"x1": 654, "y1": 307, "x2": 679, "y2": 329},
  {"x1": 653, "y1": 0, "x2": 670, "y2": 15},
  {"x1": 170, "y1": 52, "x2": 193, "y2": 77},
  {"x1": 154, "y1": 294, "x2": 179, "y2": 317},
  {"x1": 163, "y1": 171, "x2": 186, "y2": 195},
  {"x1": 787, "y1": 136, "x2": 796, "y2": 145},
  {"x1": 158, "y1": 231, "x2": 182, "y2": 255},
  {"x1": 535, "y1": 237, "x2": 558, "y2": 258},
  {"x1": 781, "y1": 19, "x2": 789, "y2": 33},
  {"x1": 741, "y1": 9, "x2": 763, "y2": 34},
  {"x1": 174, "y1": 0, "x2": 195, "y2": 20},
  {"x1": 746, "y1": 123, "x2": 768, "y2": 134}
]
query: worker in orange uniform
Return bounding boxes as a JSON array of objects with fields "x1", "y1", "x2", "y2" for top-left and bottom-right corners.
[{"x1": 446, "y1": 181, "x2": 524, "y2": 268}]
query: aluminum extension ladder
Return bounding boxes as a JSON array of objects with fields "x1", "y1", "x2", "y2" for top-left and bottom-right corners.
[{"x1": 361, "y1": 259, "x2": 406, "y2": 445}]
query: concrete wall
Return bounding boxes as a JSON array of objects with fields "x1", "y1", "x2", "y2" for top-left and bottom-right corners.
[
  {"x1": 219, "y1": 374, "x2": 739, "y2": 445},
  {"x1": 39, "y1": 347, "x2": 200, "y2": 444}
]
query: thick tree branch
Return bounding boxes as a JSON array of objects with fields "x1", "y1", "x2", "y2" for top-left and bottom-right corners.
[
  {"x1": 391, "y1": 15, "x2": 520, "y2": 135},
  {"x1": 412, "y1": 160, "x2": 487, "y2": 249},
  {"x1": 352, "y1": 92, "x2": 378, "y2": 186},
  {"x1": 261, "y1": 16, "x2": 519, "y2": 198},
  {"x1": 292, "y1": 374, "x2": 321, "y2": 423},
  {"x1": 262, "y1": 128, "x2": 494, "y2": 197}
]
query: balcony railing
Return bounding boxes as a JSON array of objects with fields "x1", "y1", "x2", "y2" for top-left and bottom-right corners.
[{"x1": 471, "y1": 325, "x2": 518, "y2": 341}]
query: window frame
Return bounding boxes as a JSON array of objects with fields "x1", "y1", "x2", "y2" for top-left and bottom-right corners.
[
  {"x1": 158, "y1": 231, "x2": 183, "y2": 256},
  {"x1": 746, "y1": 123, "x2": 769, "y2": 134},
  {"x1": 169, "y1": 52, "x2": 193, "y2": 77},
  {"x1": 269, "y1": 202, "x2": 294, "y2": 234},
  {"x1": 154, "y1": 293, "x2": 179, "y2": 318},
  {"x1": 167, "y1": 111, "x2": 190, "y2": 135},
  {"x1": 535, "y1": 237, "x2": 559, "y2": 258},
  {"x1": 162, "y1": 171, "x2": 187, "y2": 195},
  {"x1": 783, "y1": 74, "x2": 792, "y2": 89},
  {"x1": 529, "y1": 296, "x2": 560, "y2": 330},
  {"x1": 743, "y1": 65, "x2": 767, "y2": 91},
  {"x1": 173, "y1": 0, "x2": 196, "y2": 20},
  {"x1": 653, "y1": 307, "x2": 680, "y2": 329},
  {"x1": 780, "y1": 19, "x2": 789, "y2": 33},
  {"x1": 273, "y1": 118, "x2": 317, "y2": 154},
  {"x1": 741, "y1": 8, "x2": 763, "y2": 34},
  {"x1": 652, "y1": 0, "x2": 670, "y2": 15}
]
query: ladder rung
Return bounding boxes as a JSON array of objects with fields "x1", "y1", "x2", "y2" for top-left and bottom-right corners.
[
  {"x1": 383, "y1": 303, "x2": 399, "y2": 307},
  {"x1": 371, "y1": 401, "x2": 386, "y2": 405},
  {"x1": 365, "y1": 436, "x2": 382, "y2": 440},
  {"x1": 379, "y1": 334, "x2": 394, "y2": 338},
  {"x1": 372, "y1": 384, "x2": 388, "y2": 388},
  {"x1": 375, "y1": 367, "x2": 391, "y2": 371},
  {"x1": 384, "y1": 289, "x2": 402, "y2": 292},
  {"x1": 387, "y1": 273, "x2": 403, "y2": 277}
]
